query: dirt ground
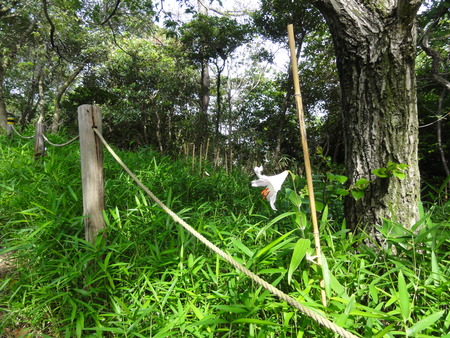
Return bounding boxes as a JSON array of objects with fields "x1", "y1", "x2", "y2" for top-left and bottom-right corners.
[{"x1": 0, "y1": 251, "x2": 13, "y2": 279}]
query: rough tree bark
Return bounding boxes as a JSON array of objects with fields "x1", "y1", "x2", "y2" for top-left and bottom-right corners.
[{"x1": 311, "y1": 0, "x2": 422, "y2": 236}]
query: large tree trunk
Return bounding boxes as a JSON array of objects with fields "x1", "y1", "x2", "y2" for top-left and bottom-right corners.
[{"x1": 312, "y1": 0, "x2": 422, "y2": 236}]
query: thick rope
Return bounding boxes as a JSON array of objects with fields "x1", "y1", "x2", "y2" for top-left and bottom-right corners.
[
  {"x1": 93, "y1": 128, "x2": 359, "y2": 338},
  {"x1": 11, "y1": 125, "x2": 34, "y2": 139},
  {"x1": 43, "y1": 134, "x2": 79, "y2": 147}
]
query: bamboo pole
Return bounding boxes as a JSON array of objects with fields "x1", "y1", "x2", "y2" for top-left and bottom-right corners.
[
  {"x1": 78, "y1": 104, "x2": 105, "y2": 244},
  {"x1": 199, "y1": 143, "x2": 203, "y2": 173},
  {"x1": 192, "y1": 143, "x2": 195, "y2": 171},
  {"x1": 204, "y1": 138, "x2": 210, "y2": 163},
  {"x1": 287, "y1": 24, "x2": 327, "y2": 307}
]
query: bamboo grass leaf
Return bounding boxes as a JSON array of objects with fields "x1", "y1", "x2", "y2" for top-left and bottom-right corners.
[
  {"x1": 398, "y1": 270, "x2": 410, "y2": 322},
  {"x1": 255, "y1": 230, "x2": 295, "y2": 259},
  {"x1": 322, "y1": 253, "x2": 331, "y2": 298},
  {"x1": 231, "y1": 239, "x2": 254, "y2": 257},
  {"x1": 406, "y1": 311, "x2": 444, "y2": 336},
  {"x1": 256, "y1": 212, "x2": 297, "y2": 239},
  {"x1": 288, "y1": 238, "x2": 310, "y2": 284},
  {"x1": 431, "y1": 250, "x2": 441, "y2": 285},
  {"x1": 76, "y1": 312, "x2": 84, "y2": 338},
  {"x1": 232, "y1": 318, "x2": 280, "y2": 326}
]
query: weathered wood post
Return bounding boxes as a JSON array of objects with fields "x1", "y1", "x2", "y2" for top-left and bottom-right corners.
[
  {"x1": 6, "y1": 116, "x2": 14, "y2": 138},
  {"x1": 78, "y1": 104, "x2": 105, "y2": 244},
  {"x1": 34, "y1": 122, "x2": 46, "y2": 160}
]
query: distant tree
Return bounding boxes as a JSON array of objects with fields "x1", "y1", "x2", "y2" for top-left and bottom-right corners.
[
  {"x1": 252, "y1": 0, "x2": 323, "y2": 161},
  {"x1": 416, "y1": 0, "x2": 450, "y2": 190},
  {"x1": 297, "y1": 24, "x2": 341, "y2": 162},
  {"x1": 0, "y1": 0, "x2": 37, "y2": 132},
  {"x1": 87, "y1": 35, "x2": 198, "y2": 151},
  {"x1": 197, "y1": 0, "x2": 211, "y2": 146},
  {"x1": 179, "y1": 14, "x2": 253, "y2": 144}
]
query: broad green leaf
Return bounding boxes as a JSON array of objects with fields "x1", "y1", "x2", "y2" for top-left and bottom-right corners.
[
  {"x1": 355, "y1": 178, "x2": 370, "y2": 187},
  {"x1": 334, "y1": 188, "x2": 349, "y2": 196},
  {"x1": 287, "y1": 238, "x2": 311, "y2": 284},
  {"x1": 372, "y1": 168, "x2": 389, "y2": 178},
  {"x1": 315, "y1": 201, "x2": 324, "y2": 212},
  {"x1": 335, "y1": 174, "x2": 348, "y2": 184},
  {"x1": 287, "y1": 189, "x2": 302, "y2": 207},
  {"x1": 351, "y1": 190, "x2": 365, "y2": 201},
  {"x1": 393, "y1": 171, "x2": 406, "y2": 179},
  {"x1": 406, "y1": 310, "x2": 444, "y2": 336},
  {"x1": 398, "y1": 270, "x2": 410, "y2": 322}
]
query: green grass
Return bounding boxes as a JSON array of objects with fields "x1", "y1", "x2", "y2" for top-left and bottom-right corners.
[{"x1": 1, "y1": 135, "x2": 449, "y2": 337}]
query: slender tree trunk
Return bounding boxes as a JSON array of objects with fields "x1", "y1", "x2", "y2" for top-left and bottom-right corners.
[
  {"x1": 197, "y1": 0, "x2": 210, "y2": 145},
  {"x1": 419, "y1": 7, "x2": 450, "y2": 188},
  {"x1": 215, "y1": 66, "x2": 222, "y2": 143},
  {"x1": 0, "y1": 59, "x2": 9, "y2": 132},
  {"x1": 0, "y1": 79, "x2": 7, "y2": 132},
  {"x1": 155, "y1": 110, "x2": 164, "y2": 153},
  {"x1": 437, "y1": 89, "x2": 450, "y2": 182},
  {"x1": 37, "y1": 67, "x2": 46, "y2": 123},
  {"x1": 275, "y1": 43, "x2": 303, "y2": 162},
  {"x1": 313, "y1": 1, "x2": 422, "y2": 236},
  {"x1": 226, "y1": 78, "x2": 233, "y2": 172}
]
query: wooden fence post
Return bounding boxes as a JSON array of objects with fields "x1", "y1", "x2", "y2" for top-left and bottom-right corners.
[
  {"x1": 34, "y1": 122, "x2": 46, "y2": 160},
  {"x1": 78, "y1": 104, "x2": 105, "y2": 244}
]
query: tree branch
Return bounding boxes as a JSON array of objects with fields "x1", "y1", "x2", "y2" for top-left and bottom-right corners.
[
  {"x1": 41, "y1": 0, "x2": 56, "y2": 50},
  {"x1": 101, "y1": 0, "x2": 121, "y2": 25},
  {"x1": 419, "y1": 6, "x2": 450, "y2": 91}
]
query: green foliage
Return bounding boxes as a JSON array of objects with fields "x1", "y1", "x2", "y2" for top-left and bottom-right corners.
[
  {"x1": 179, "y1": 14, "x2": 253, "y2": 63},
  {"x1": 372, "y1": 162, "x2": 409, "y2": 180},
  {"x1": 1, "y1": 135, "x2": 450, "y2": 337}
]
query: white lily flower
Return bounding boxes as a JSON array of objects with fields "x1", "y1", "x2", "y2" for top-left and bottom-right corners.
[{"x1": 251, "y1": 166, "x2": 289, "y2": 211}]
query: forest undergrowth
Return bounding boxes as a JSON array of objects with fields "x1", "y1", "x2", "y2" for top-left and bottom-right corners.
[{"x1": 1, "y1": 135, "x2": 449, "y2": 337}]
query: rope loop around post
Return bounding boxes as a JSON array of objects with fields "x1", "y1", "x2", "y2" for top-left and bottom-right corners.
[
  {"x1": 43, "y1": 134, "x2": 79, "y2": 147},
  {"x1": 10, "y1": 125, "x2": 34, "y2": 139}
]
